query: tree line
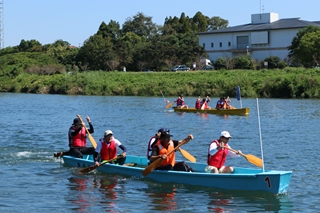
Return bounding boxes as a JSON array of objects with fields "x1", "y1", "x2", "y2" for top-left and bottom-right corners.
[
  {"x1": 0, "y1": 11, "x2": 228, "y2": 75},
  {"x1": 0, "y1": 12, "x2": 319, "y2": 78}
]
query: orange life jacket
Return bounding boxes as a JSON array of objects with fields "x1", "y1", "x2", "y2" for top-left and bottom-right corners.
[{"x1": 156, "y1": 141, "x2": 175, "y2": 167}]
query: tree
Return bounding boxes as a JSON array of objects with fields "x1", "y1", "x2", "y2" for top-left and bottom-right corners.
[
  {"x1": 115, "y1": 32, "x2": 147, "y2": 69},
  {"x1": 77, "y1": 34, "x2": 115, "y2": 70},
  {"x1": 45, "y1": 40, "x2": 78, "y2": 67},
  {"x1": 122, "y1": 12, "x2": 158, "y2": 38},
  {"x1": 97, "y1": 20, "x2": 121, "y2": 43},
  {"x1": 261, "y1": 56, "x2": 287, "y2": 69},
  {"x1": 207, "y1": 16, "x2": 229, "y2": 31},
  {"x1": 106, "y1": 59, "x2": 120, "y2": 71},
  {"x1": 192, "y1": 12, "x2": 207, "y2": 32},
  {"x1": 19, "y1": 39, "x2": 42, "y2": 52},
  {"x1": 288, "y1": 25, "x2": 320, "y2": 67},
  {"x1": 234, "y1": 55, "x2": 253, "y2": 69}
]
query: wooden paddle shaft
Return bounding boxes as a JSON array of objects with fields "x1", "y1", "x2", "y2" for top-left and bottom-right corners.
[
  {"x1": 79, "y1": 156, "x2": 121, "y2": 173},
  {"x1": 77, "y1": 114, "x2": 97, "y2": 148},
  {"x1": 142, "y1": 135, "x2": 193, "y2": 176},
  {"x1": 225, "y1": 147, "x2": 244, "y2": 157}
]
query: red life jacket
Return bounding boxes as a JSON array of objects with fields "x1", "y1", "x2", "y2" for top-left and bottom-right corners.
[
  {"x1": 216, "y1": 100, "x2": 225, "y2": 109},
  {"x1": 156, "y1": 141, "x2": 175, "y2": 167},
  {"x1": 100, "y1": 139, "x2": 117, "y2": 161},
  {"x1": 207, "y1": 140, "x2": 229, "y2": 169},
  {"x1": 195, "y1": 100, "x2": 201, "y2": 109},
  {"x1": 176, "y1": 98, "x2": 184, "y2": 106},
  {"x1": 69, "y1": 126, "x2": 86, "y2": 147},
  {"x1": 147, "y1": 135, "x2": 159, "y2": 159}
]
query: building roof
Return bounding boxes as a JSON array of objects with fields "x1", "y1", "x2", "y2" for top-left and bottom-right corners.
[{"x1": 198, "y1": 18, "x2": 320, "y2": 35}]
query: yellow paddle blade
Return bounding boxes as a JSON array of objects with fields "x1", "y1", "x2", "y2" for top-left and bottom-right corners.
[
  {"x1": 226, "y1": 147, "x2": 263, "y2": 168},
  {"x1": 87, "y1": 133, "x2": 97, "y2": 149},
  {"x1": 166, "y1": 103, "x2": 173, "y2": 109},
  {"x1": 142, "y1": 158, "x2": 163, "y2": 176},
  {"x1": 179, "y1": 148, "x2": 196, "y2": 162},
  {"x1": 201, "y1": 103, "x2": 205, "y2": 110},
  {"x1": 243, "y1": 154, "x2": 263, "y2": 168}
]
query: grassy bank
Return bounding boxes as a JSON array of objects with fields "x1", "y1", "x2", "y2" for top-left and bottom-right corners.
[{"x1": 1, "y1": 68, "x2": 320, "y2": 98}]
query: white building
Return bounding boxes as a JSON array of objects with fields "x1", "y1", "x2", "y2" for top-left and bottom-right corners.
[{"x1": 197, "y1": 12, "x2": 320, "y2": 62}]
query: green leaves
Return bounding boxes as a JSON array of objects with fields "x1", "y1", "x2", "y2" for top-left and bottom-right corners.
[{"x1": 289, "y1": 25, "x2": 320, "y2": 67}]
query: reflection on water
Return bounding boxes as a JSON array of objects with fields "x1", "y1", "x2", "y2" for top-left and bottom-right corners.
[
  {"x1": 144, "y1": 184, "x2": 177, "y2": 212},
  {"x1": 207, "y1": 192, "x2": 231, "y2": 213},
  {"x1": 94, "y1": 176, "x2": 118, "y2": 211},
  {"x1": 206, "y1": 190, "x2": 292, "y2": 213},
  {"x1": 67, "y1": 177, "x2": 91, "y2": 212}
]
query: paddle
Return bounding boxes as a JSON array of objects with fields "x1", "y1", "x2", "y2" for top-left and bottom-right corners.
[
  {"x1": 166, "y1": 103, "x2": 173, "y2": 109},
  {"x1": 77, "y1": 115, "x2": 97, "y2": 148},
  {"x1": 226, "y1": 147, "x2": 263, "y2": 168},
  {"x1": 160, "y1": 90, "x2": 172, "y2": 109},
  {"x1": 79, "y1": 156, "x2": 122, "y2": 174},
  {"x1": 201, "y1": 102, "x2": 206, "y2": 110},
  {"x1": 179, "y1": 148, "x2": 196, "y2": 162},
  {"x1": 142, "y1": 135, "x2": 193, "y2": 176}
]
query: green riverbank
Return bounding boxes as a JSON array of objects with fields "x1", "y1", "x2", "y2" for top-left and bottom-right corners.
[{"x1": 1, "y1": 68, "x2": 319, "y2": 98}]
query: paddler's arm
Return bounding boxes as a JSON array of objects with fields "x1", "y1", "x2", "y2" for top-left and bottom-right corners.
[
  {"x1": 85, "y1": 115, "x2": 94, "y2": 133},
  {"x1": 118, "y1": 144, "x2": 127, "y2": 157},
  {"x1": 149, "y1": 146, "x2": 165, "y2": 163}
]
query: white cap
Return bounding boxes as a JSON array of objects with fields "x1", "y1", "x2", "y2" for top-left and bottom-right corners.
[
  {"x1": 220, "y1": 131, "x2": 232, "y2": 138},
  {"x1": 104, "y1": 130, "x2": 113, "y2": 137}
]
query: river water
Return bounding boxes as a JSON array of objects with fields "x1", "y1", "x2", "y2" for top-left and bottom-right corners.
[{"x1": 0, "y1": 93, "x2": 319, "y2": 212}]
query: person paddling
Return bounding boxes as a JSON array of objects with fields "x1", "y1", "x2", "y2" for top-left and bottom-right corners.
[
  {"x1": 94, "y1": 130, "x2": 127, "y2": 166},
  {"x1": 205, "y1": 131, "x2": 242, "y2": 174},
  {"x1": 54, "y1": 116, "x2": 95, "y2": 158},
  {"x1": 149, "y1": 131, "x2": 194, "y2": 172}
]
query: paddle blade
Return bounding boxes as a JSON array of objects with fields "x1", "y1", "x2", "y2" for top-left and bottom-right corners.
[
  {"x1": 201, "y1": 103, "x2": 205, "y2": 110},
  {"x1": 244, "y1": 154, "x2": 263, "y2": 168},
  {"x1": 179, "y1": 148, "x2": 196, "y2": 162},
  {"x1": 79, "y1": 165, "x2": 98, "y2": 173},
  {"x1": 142, "y1": 158, "x2": 163, "y2": 176},
  {"x1": 166, "y1": 103, "x2": 173, "y2": 109},
  {"x1": 87, "y1": 133, "x2": 97, "y2": 148}
]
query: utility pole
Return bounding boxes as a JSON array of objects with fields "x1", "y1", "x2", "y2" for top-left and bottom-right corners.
[{"x1": 0, "y1": 0, "x2": 3, "y2": 49}]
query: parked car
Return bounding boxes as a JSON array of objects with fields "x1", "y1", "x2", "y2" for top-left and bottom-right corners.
[
  {"x1": 171, "y1": 65, "x2": 190, "y2": 71},
  {"x1": 204, "y1": 65, "x2": 214, "y2": 70},
  {"x1": 143, "y1": 69, "x2": 153, "y2": 72}
]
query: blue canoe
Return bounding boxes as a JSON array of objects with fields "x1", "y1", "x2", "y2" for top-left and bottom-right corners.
[{"x1": 62, "y1": 155, "x2": 292, "y2": 194}]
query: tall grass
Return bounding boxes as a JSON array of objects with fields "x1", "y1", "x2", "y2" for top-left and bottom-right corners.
[{"x1": 1, "y1": 68, "x2": 320, "y2": 98}]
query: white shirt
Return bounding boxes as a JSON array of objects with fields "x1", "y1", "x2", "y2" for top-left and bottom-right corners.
[
  {"x1": 95, "y1": 138, "x2": 122, "y2": 153},
  {"x1": 209, "y1": 142, "x2": 239, "y2": 158}
]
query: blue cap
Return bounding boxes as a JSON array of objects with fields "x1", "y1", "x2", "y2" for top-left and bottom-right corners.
[
  {"x1": 158, "y1": 128, "x2": 169, "y2": 134},
  {"x1": 160, "y1": 131, "x2": 173, "y2": 138}
]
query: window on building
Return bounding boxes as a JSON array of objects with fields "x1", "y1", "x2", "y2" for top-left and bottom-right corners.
[
  {"x1": 203, "y1": 43, "x2": 205, "y2": 47},
  {"x1": 219, "y1": 42, "x2": 222, "y2": 47},
  {"x1": 236, "y1": 36, "x2": 249, "y2": 49},
  {"x1": 228, "y1": 42, "x2": 231, "y2": 47},
  {"x1": 211, "y1": 43, "x2": 214, "y2": 48}
]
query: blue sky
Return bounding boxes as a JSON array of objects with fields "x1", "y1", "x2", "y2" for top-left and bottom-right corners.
[{"x1": 4, "y1": 0, "x2": 320, "y2": 48}]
